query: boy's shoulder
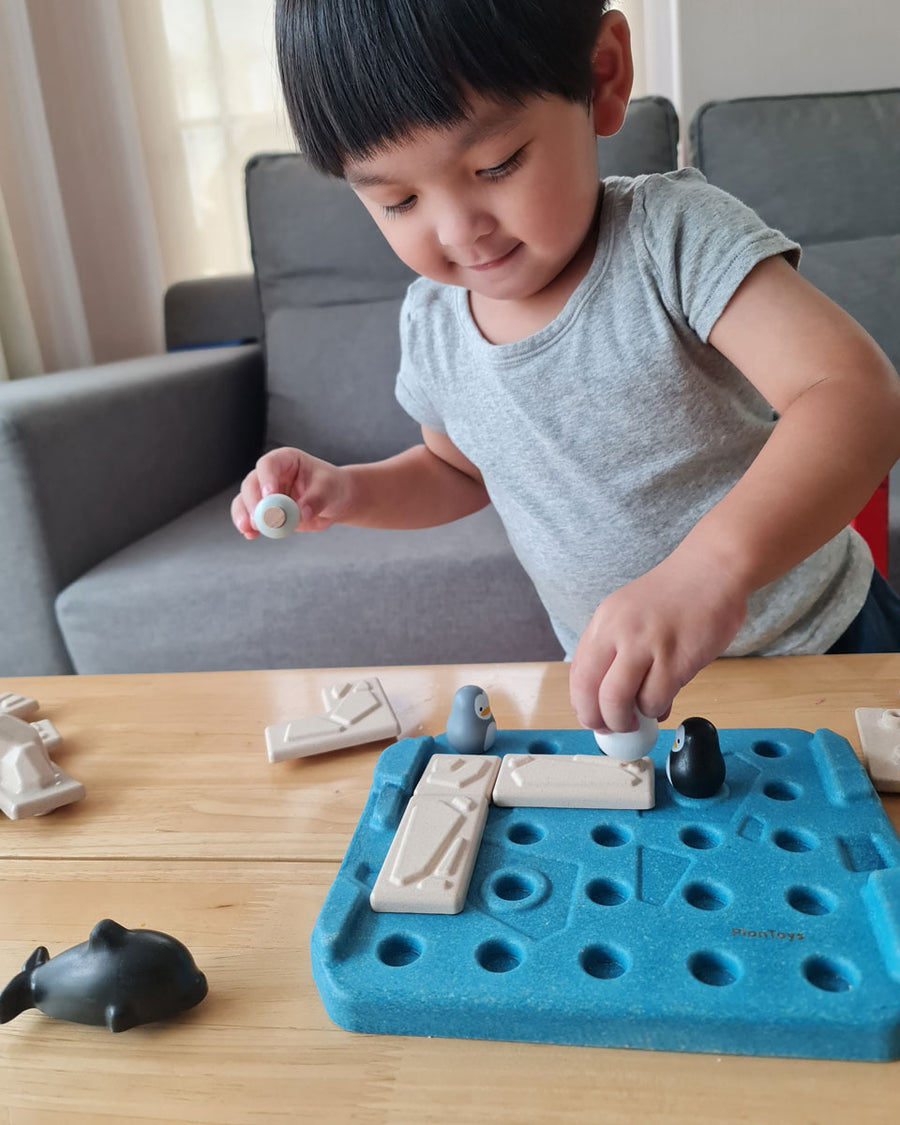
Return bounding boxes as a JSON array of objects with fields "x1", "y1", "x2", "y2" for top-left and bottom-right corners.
[
  {"x1": 604, "y1": 167, "x2": 718, "y2": 216},
  {"x1": 606, "y1": 168, "x2": 797, "y2": 269},
  {"x1": 400, "y1": 275, "x2": 460, "y2": 339}
]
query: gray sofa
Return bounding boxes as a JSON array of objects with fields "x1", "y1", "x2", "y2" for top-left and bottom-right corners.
[{"x1": 1, "y1": 89, "x2": 897, "y2": 676}]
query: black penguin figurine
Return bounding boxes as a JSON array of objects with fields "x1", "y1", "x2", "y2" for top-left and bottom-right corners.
[
  {"x1": 0, "y1": 919, "x2": 208, "y2": 1032},
  {"x1": 666, "y1": 717, "x2": 726, "y2": 799},
  {"x1": 446, "y1": 685, "x2": 497, "y2": 754}
]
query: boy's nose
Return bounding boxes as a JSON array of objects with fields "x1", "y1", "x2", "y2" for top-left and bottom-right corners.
[{"x1": 436, "y1": 202, "x2": 494, "y2": 252}]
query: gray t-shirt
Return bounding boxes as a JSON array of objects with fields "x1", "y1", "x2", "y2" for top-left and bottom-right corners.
[{"x1": 395, "y1": 169, "x2": 872, "y2": 658}]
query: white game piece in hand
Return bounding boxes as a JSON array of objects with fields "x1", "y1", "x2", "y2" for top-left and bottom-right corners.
[
  {"x1": 253, "y1": 493, "x2": 300, "y2": 539},
  {"x1": 593, "y1": 711, "x2": 659, "y2": 761}
]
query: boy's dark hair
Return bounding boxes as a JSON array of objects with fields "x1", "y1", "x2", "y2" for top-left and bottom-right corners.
[{"x1": 276, "y1": 0, "x2": 611, "y2": 177}]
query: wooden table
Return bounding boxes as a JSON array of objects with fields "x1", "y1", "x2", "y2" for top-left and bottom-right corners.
[{"x1": 1, "y1": 655, "x2": 899, "y2": 1124}]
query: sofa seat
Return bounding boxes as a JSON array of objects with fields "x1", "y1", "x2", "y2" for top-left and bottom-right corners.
[{"x1": 55, "y1": 489, "x2": 563, "y2": 673}]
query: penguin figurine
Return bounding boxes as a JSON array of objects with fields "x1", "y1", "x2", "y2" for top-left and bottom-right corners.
[
  {"x1": 666, "y1": 717, "x2": 726, "y2": 798},
  {"x1": 446, "y1": 685, "x2": 496, "y2": 754}
]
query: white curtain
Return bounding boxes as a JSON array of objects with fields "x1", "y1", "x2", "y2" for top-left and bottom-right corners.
[
  {"x1": 119, "y1": 0, "x2": 294, "y2": 286},
  {"x1": 0, "y1": 0, "x2": 292, "y2": 376},
  {"x1": 0, "y1": 186, "x2": 43, "y2": 381},
  {"x1": 0, "y1": 0, "x2": 643, "y2": 378}
]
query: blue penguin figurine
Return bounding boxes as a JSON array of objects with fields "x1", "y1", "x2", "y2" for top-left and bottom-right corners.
[
  {"x1": 446, "y1": 685, "x2": 497, "y2": 754},
  {"x1": 666, "y1": 717, "x2": 726, "y2": 798},
  {"x1": 0, "y1": 919, "x2": 208, "y2": 1032}
]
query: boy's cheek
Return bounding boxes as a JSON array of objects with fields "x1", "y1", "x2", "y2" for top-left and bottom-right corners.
[{"x1": 383, "y1": 233, "x2": 446, "y2": 280}]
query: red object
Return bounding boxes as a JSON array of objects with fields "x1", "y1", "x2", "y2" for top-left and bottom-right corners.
[{"x1": 851, "y1": 476, "x2": 890, "y2": 577}]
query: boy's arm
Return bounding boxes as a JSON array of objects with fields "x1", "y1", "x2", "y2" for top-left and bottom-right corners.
[
  {"x1": 233, "y1": 426, "x2": 489, "y2": 538},
  {"x1": 571, "y1": 255, "x2": 900, "y2": 733},
  {"x1": 342, "y1": 426, "x2": 490, "y2": 528},
  {"x1": 697, "y1": 255, "x2": 900, "y2": 585}
]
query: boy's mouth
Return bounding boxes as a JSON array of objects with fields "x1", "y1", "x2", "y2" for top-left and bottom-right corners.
[{"x1": 465, "y1": 243, "x2": 522, "y2": 272}]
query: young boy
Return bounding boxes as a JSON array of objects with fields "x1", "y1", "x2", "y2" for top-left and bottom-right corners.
[{"x1": 232, "y1": 0, "x2": 900, "y2": 734}]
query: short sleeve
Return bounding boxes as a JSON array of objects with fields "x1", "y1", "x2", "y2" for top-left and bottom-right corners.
[
  {"x1": 637, "y1": 168, "x2": 801, "y2": 343},
  {"x1": 394, "y1": 283, "x2": 447, "y2": 432}
]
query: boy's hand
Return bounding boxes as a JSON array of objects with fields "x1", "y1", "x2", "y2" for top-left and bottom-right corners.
[
  {"x1": 569, "y1": 550, "x2": 748, "y2": 733},
  {"x1": 231, "y1": 447, "x2": 352, "y2": 540}
]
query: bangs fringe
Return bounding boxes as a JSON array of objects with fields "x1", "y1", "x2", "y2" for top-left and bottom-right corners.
[{"x1": 277, "y1": 0, "x2": 608, "y2": 176}]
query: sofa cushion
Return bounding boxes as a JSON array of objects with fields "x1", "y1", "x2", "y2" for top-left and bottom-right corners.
[
  {"x1": 246, "y1": 152, "x2": 417, "y2": 460},
  {"x1": 596, "y1": 95, "x2": 678, "y2": 178},
  {"x1": 264, "y1": 297, "x2": 420, "y2": 465},
  {"x1": 164, "y1": 275, "x2": 261, "y2": 351},
  {"x1": 690, "y1": 89, "x2": 900, "y2": 246},
  {"x1": 799, "y1": 234, "x2": 900, "y2": 374},
  {"x1": 246, "y1": 96, "x2": 679, "y2": 460},
  {"x1": 55, "y1": 488, "x2": 563, "y2": 674}
]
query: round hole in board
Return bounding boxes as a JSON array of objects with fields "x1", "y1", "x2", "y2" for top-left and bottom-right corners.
[
  {"x1": 683, "y1": 880, "x2": 732, "y2": 912},
  {"x1": 524, "y1": 739, "x2": 557, "y2": 755},
  {"x1": 772, "y1": 828, "x2": 818, "y2": 853},
  {"x1": 475, "y1": 938, "x2": 523, "y2": 974},
  {"x1": 763, "y1": 780, "x2": 801, "y2": 802},
  {"x1": 751, "y1": 740, "x2": 789, "y2": 758},
  {"x1": 580, "y1": 943, "x2": 629, "y2": 979},
  {"x1": 485, "y1": 867, "x2": 550, "y2": 912},
  {"x1": 586, "y1": 877, "x2": 630, "y2": 906},
  {"x1": 687, "y1": 950, "x2": 742, "y2": 987},
  {"x1": 679, "y1": 825, "x2": 722, "y2": 850},
  {"x1": 376, "y1": 934, "x2": 423, "y2": 967},
  {"x1": 785, "y1": 885, "x2": 836, "y2": 916},
  {"x1": 591, "y1": 823, "x2": 632, "y2": 848},
  {"x1": 506, "y1": 821, "x2": 545, "y2": 846},
  {"x1": 802, "y1": 955, "x2": 859, "y2": 993},
  {"x1": 492, "y1": 872, "x2": 536, "y2": 902}
]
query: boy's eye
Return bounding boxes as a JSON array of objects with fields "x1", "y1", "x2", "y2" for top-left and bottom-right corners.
[
  {"x1": 383, "y1": 195, "x2": 416, "y2": 217},
  {"x1": 478, "y1": 146, "x2": 526, "y2": 181}
]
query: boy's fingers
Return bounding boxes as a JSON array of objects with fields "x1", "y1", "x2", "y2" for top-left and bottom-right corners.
[
  {"x1": 569, "y1": 641, "x2": 615, "y2": 731},
  {"x1": 637, "y1": 664, "x2": 680, "y2": 728},
  {"x1": 230, "y1": 495, "x2": 258, "y2": 539},
  {"x1": 240, "y1": 476, "x2": 264, "y2": 528},
  {"x1": 597, "y1": 652, "x2": 649, "y2": 733},
  {"x1": 295, "y1": 478, "x2": 335, "y2": 526},
  {"x1": 256, "y1": 448, "x2": 304, "y2": 500}
]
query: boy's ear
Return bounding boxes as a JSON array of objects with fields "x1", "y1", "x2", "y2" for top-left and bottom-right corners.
[{"x1": 590, "y1": 9, "x2": 634, "y2": 137}]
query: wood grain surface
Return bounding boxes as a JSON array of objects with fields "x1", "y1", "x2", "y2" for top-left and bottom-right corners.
[{"x1": 1, "y1": 656, "x2": 898, "y2": 1123}]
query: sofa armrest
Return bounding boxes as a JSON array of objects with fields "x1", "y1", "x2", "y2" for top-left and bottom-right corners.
[
  {"x1": 164, "y1": 274, "x2": 261, "y2": 350},
  {"x1": 0, "y1": 344, "x2": 264, "y2": 674}
]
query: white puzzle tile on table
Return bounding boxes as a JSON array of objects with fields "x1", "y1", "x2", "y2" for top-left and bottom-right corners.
[
  {"x1": 0, "y1": 692, "x2": 40, "y2": 719},
  {"x1": 265, "y1": 677, "x2": 400, "y2": 763},
  {"x1": 856, "y1": 706, "x2": 900, "y2": 793},
  {"x1": 0, "y1": 714, "x2": 85, "y2": 819},
  {"x1": 29, "y1": 718, "x2": 62, "y2": 752},
  {"x1": 370, "y1": 754, "x2": 500, "y2": 914},
  {"x1": 492, "y1": 752, "x2": 655, "y2": 809},
  {"x1": 414, "y1": 753, "x2": 500, "y2": 801}
]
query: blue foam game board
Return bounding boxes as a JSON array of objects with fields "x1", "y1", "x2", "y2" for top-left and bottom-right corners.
[{"x1": 310, "y1": 727, "x2": 900, "y2": 1059}]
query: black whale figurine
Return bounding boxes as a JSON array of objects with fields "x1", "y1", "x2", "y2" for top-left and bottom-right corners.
[{"x1": 0, "y1": 919, "x2": 208, "y2": 1032}]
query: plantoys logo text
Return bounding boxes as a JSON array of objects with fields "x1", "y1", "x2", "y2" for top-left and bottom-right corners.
[{"x1": 731, "y1": 927, "x2": 804, "y2": 941}]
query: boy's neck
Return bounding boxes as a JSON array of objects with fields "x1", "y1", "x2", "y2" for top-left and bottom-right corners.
[{"x1": 467, "y1": 192, "x2": 603, "y2": 346}]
